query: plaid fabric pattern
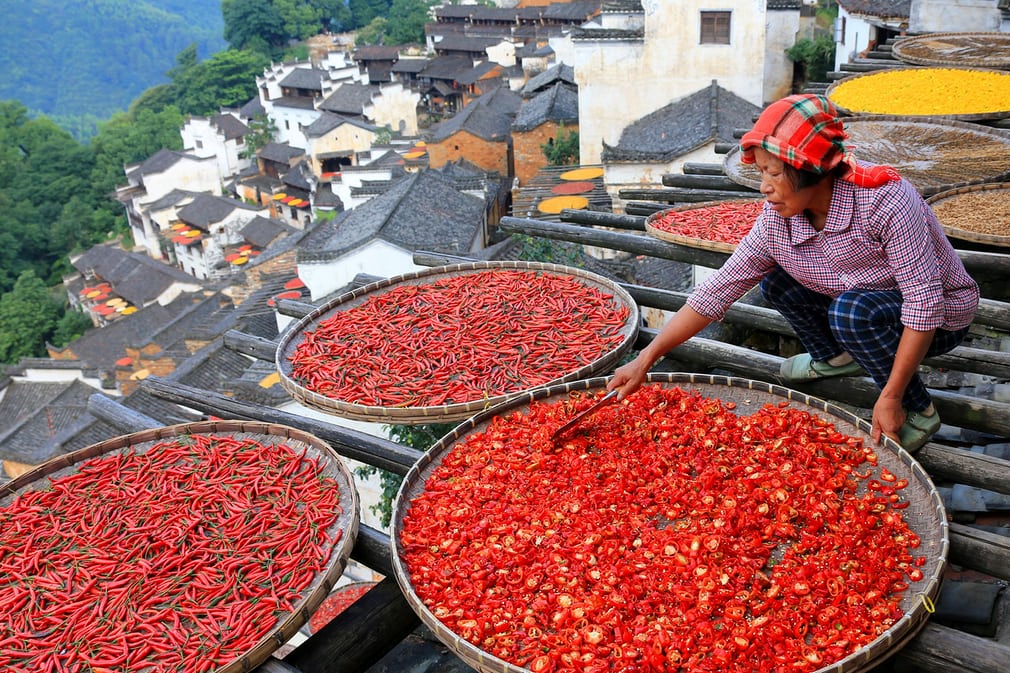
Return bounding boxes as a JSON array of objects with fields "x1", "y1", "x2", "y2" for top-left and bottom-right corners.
[
  {"x1": 740, "y1": 94, "x2": 901, "y2": 188},
  {"x1": 760, "y1": 266, "x2": 969, "y2": 412},
  {"x1": 686, "y1": 178, "x2": 979, "y2": 333}
]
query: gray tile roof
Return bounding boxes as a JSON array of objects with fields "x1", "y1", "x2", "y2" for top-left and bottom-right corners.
[
  {"x1": 428, "y1": 98, "x2": 514, "y2": 143},
  {"x1": 241, "y1": 215, "x2": 295, "y2": 248},
  {"x1": 571, "y1": 27, "x2": 644, "y2": 41},
  {"x1": 304, "y1": 112, "x2": 377, "y2": 138},
  {"x1": 0, "y1": 380, "x2": 100, "y2": 464},
  {"x1": 392, "y1": 58, "x2": 429, "y2": 74},
  {"x1": 282, "y1": 160, "x2": 315, "y2": 192},
  {"x1": 280, "y1": 67, "x2": 329, "y2": 91},
  {"x1": 299, "y1": 170, "x2": 485, "y2": 261},
  {"x1": 71, "y1": 244, "x2": 200, "y2": 306},
  {"x1": 145, "y1": 188, "x2": 200, "y2": 212},
  {"x1": 177, "y1": 193, "x2": 262, "y2": 229},
  {"x1": 130, "y1": 149, "x2": 200, "y2": 177},
  {"x1": 837, "y1": 0, "x2": 909, "y2": 18},
  {"x1": 602, "y1": 1, "x2": 643, "y2": 10},
  {"x1": 601, "y1": 80, "x2": 761, "y2": 163},
  {"x1": 420, "y1": 55, "x2": 475, "y2": 81},
  {"x1": 475, "y1": 86, "x2": 523, "y2": 116},
  {"x1": 544, "y1": 0, "x2": 602, "y2": 21},
  {"x1": 354, "y1": 46, "x2": 401, "y2": 61},
  {"x1": 318, "y1": 83, "x2": 380, "y2": 116},
  {"x1": 240, "y1": 96, "x2": 266, "y2": 119},
  {"x1": 521, "y1": 63, "x2": 576, "y2": 98},
  {"x1": 767, "y1": 0, "x2": 802, "y2": 8},
  {"x1": 433, "y1": 35, "x2": 501, "y2": 55},
  {"x1": 455, "y1": 61, "x2": 505, "y2": 86},
  {"x1": 259, "y1": 142, "x2": 305, "y2": 164},
  {"x1": 211, "y1": 113, "x2": 250, "y2": 139},
  {"x1": 512, "y1": 82, "x2": 579, "y2": 131}
]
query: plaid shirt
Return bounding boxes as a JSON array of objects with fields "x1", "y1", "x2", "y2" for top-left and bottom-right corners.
[{"x1": 688, "y1": 176, "x2": 979, "y2": 332}]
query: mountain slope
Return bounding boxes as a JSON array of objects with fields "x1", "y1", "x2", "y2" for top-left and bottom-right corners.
[{"x1": 0, "y1": 0, "x2": 225, "y2": 122}]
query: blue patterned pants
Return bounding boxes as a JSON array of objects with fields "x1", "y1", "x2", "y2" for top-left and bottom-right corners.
[{"x1": 760, "y1": 266, "x2": 968, "y2": 412}]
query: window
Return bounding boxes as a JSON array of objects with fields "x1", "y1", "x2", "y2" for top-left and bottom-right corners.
[{"x1": 700, "y1": 11, "x2": 731, "y2": 45}]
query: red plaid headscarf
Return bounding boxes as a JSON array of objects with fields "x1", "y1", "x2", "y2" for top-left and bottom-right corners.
[{"x1": 740, "y1": 94, "x2": 900, "y2": 188}]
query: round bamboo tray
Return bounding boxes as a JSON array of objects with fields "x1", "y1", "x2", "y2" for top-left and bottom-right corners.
[
  {"x1": 391, "y1": 373, "x2": 947, "y2": 673},
  {"x1": 926, "y1": 181, "x2": 1010, "y2": 248},
  {"x1": 724, "y1": 115, "x2": 1010, "y2": 197},
  {"x1": 892, "y1": 32, "x2": 1010, "y2": 70},
  {"x1": 275, "y1": 261, "x2": 640, "y2": 424},
  {"x1": 0, "y1": 420, "x2": 360, "y2": 673},
  {"x1": 825, "y1": 67, "x2": 1010, "y2": 121},
  {"x1": 644, "y1": 199, "x2": 765, "y2": 254}
]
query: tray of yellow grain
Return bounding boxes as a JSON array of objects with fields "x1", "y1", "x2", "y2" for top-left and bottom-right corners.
[
  {"x1": 892, "y1": 32, "x2": 1010, "y2": 70},
  {"x1": 926, "y1": 182, "x2": 1010, "y2": 248},
  {"x1": 724, "y1": 115, "x2": 1010, "y2": 198},
  {"x1": 825, "y1": 67, "x2": 1010, "y2": 121}
]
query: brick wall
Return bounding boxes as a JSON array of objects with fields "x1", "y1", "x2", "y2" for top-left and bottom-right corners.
[
  {"x1": 513, "y1": 121, "x2": 578, "y2": 186},
  {"x1": 427, "y1": 131, "x2": 512, "y2": 177}
]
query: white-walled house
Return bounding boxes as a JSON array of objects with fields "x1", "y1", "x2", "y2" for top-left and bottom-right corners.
[
  {"x1": 565, "y1": 0, "x2": 801, "y2": 165},
  {"x1": 180, "y1": 112, "x2": 252, "y2": 181},
  {"x1": 116, "y1": 149, "x2": 222, "y2": 259},
  {"x1": 304, "y1": 114, "x2": 381, "y2": 178},
  {"x1": 169, "y1": 193, "x2": 267, "y2": 280}
]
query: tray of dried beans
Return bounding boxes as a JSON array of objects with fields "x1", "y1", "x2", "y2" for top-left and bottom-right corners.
[
  {"x1": 0, "y1": 420, "x2": 359, "y2": 673},
  {"x1": 645, "y1": 199, "x2": 765, "y2": 253},
  {"x1": 926, "y1": 182, "x2": 1010, "y2": 248},
  {"x1": 276, "y1": 261, "x2": 640, "y2": 424},
  {"x1": 891, "y1": 32, "x2": 1010, "y2": 70},
  {"x1": 724, "y1": 115, "x2": 1010, "y2": 198},
  {"x1": 392, "y1": 373, "x2": 947, "y2": 673}
]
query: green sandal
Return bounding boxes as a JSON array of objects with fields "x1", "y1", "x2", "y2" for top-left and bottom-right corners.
[
  {"x1": 779, "y1": 353, "x2": 865, "y2": 383},
  {"x1": 898, "y1": 409, "x2": 941, "y2": 453}
]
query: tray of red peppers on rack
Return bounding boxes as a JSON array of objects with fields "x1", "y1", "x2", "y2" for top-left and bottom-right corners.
[{"x1": 391, "y1": 373, "x2": 946, "y2": 673}]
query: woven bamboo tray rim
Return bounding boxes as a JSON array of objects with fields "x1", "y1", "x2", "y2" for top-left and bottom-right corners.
[
  {"x1": 644, "y1": 198, "x2": 765, "y2": 254},
  {"x1": 724, "y1": 115, "x2": 1010, "y2": 197},
  {"x1": 0, "y1": 420, "x2": 360, "y2": 673},
  {"x1": 926, "y1": 181, "x2": 1010, "y2": 247},
  {"x1": 390, "y1": 373, "x2": 947, "y2": 673},
  {"x1": 825, "y1": 66, "x2": 1010, "y2": 121},
  {"x1": 892, "y1": 32, "x2": 1010, "y2": 69},
  {"x1": 275, "y1": 261, "x2": 640, "y2": 424}
]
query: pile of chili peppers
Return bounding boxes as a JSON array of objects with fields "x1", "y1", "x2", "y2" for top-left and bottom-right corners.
[
  {"x1": 400, "y1": 385, "x2": 926, "y2": 673},
  {"x1": 649, "y1": 201, "x2": 764, "y2": 246},
  {"x1": 287, "y1": 270, "x2": 631, "y2": 407},
  {"x1": 0, "y1": 434, "x2": 344, "y2": 673}
]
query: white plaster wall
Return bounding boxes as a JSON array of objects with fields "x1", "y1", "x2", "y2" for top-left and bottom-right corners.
[
  {"x1": 764, "y1": 8, "x2": 800, "y2": 103},
  {"x1": 909, "y1": 0, "x2": 1001, "y2": 33},
  {"x1": 143, "y1": 159, "x2": 222, "y2": 201},
  {"x1": 181, "y1": 116, "x2": 251, "y2": 181},
  {"x1": 298, "y1": 240, "x2": 421, "y2": 301},
  {"x1": 365, "y1": 83, "x2": 422, "y2": 136},
  {"x1": 575, "y1": 0, "x2": 768, "y2": 165},
  {"x1": 265, "y1": 104, "x2": 321, "y2": 150},
  {"x1": 307, "y1": 124, "x2": 379, "y2": 176},
  {"x1": 834, "y1": 9, "x2": 877, "y2": 70}
]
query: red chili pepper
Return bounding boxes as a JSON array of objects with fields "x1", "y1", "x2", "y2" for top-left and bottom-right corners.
[{"x1": 401, "y1": 384, "x2": 924, "y2": 673}]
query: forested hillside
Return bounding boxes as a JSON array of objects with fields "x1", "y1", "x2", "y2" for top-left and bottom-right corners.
[{"x1": 0, "y1": 0, "x2": 225, "y2": 139}]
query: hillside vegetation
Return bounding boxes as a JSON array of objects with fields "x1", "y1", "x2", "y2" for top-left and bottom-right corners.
[{"x1": 0, "y1": 0, "x2": 224, "y2": 138}]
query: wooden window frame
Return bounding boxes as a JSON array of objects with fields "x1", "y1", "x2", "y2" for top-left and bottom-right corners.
[{"x1": 700, "y1": 10, "x2": 732, "y2": 45}]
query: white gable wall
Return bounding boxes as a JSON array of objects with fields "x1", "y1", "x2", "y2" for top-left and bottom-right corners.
[
  {"x1": 298, "y1": 239, "x2": 422, "y2": 300},
  {"x1": 180, "y1": 116, "x2": 251, "y2": 180},
  {"x1": 574, "y1": 1, "x2": 770, "y2": 165},
  {"x1": 364, "y1": 83, "x2": 422, "y2": 136}
]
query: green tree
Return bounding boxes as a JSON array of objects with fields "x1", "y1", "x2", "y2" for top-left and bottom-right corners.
[
  {"x1": 787, "y1": 34, "x2": 836, "y2": 86},
  {"x1": 355, "y1": 17, "x2": 389, "y2": 46},
  {"x1": 243, "y1": 112, "x2": 279, "y2": 159},
  {"x1": 355, "y1": 422, "x2": 454, "y2": 528},
  {"x1": 386, "y1": 0, "x2": 433, "y2": 45},
  {"x1": 349, "y1": 0, "x2": 391, "y2": 30},
  {"x1": 172, "y1": 49, "x2": 270, "y2": 116},
  {"x1": 223, "y1": 0, "x2": 287, "y2": 53},
  {"x1": 315, "y1": 0, "x2": 353, "y2": 32},
  {"x1": 0, "y1": 270, "x2": 64, "y2": 363},
  {"x1": 541, "y1": 124, "x2": 580, "y2": 166}
]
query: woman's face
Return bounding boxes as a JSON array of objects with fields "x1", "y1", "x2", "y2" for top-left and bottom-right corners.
[{"x1": 753, "y1": 147, "x2": 816, "y2": 219}]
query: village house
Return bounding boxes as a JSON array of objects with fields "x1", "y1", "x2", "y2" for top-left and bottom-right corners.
[
  {"x1": 425, "y1": 87, "x2": 521, "y2": 176},
  {"x1": 565, "y1": 1, "x2": 802, "y2": 166},
  {"x1": 512, "y1": 63, "x2": 580, "y2": 185},
  {"x1": 179, "y1": 111, "x2": 252, "y2": 182}
]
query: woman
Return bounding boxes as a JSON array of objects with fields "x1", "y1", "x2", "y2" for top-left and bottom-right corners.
[{"x1": 608, "y1": 94, "x2": 979, "y2": 452}]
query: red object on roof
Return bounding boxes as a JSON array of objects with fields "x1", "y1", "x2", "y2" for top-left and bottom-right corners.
[
  {"x1": 115, "y1": 357, "x2": 133, "y2": 367},
  {"x1": 94, "y1": 293, "x2": 108, "y2": 301},
  {"x1": 275, "y1": 291, "x2": 303, "y2": 301},
  {"x1": 225, "y1": 253, "x2": 242, "y2": 262},
  {"x1": 284, "y1": 278, "x2": 305, "y2": 290},
  {"x1": 551, "y1": 181, "x2": 597, "y2": 195},
  {"x1": 172, "y1": 235, "x2": 189, "y2": 244}
]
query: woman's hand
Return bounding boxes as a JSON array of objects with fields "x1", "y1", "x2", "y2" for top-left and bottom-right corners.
[
  {"x1": 871, "y1": 395, "x2": 905, "y2": 446},
  {"x1": 607, "y1": 354, "x2": 652, "y2": 400}
]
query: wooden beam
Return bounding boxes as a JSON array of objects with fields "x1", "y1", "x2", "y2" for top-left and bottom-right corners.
[
  {"x1": 917, "y1": 446, "x2": 1010, "y2": 496},
  {"x1": 895, "y1": 622, "x2": 1010, "y2": 673},
  {"x1": 497, "y1": 217, "x2": 1010, "y2": 328},
  {"x1": 618, "y1": 187, "x2": 754, "y2": 203},
  {"x1": 949, "y1": 522, "x2": 1010, "y2": 582},
  {"x1": 660, "y1": 173, "x2": 759, "y2": 191},
  {"x1": 140, "y1": 377, "x2": 422, "y2": 476},
  {"x1": 681, "y1": 162, "x2": 726, "y2": 175},
  {"x1": 283, "y1": 577, "x2": 420, "y2": 673}
]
